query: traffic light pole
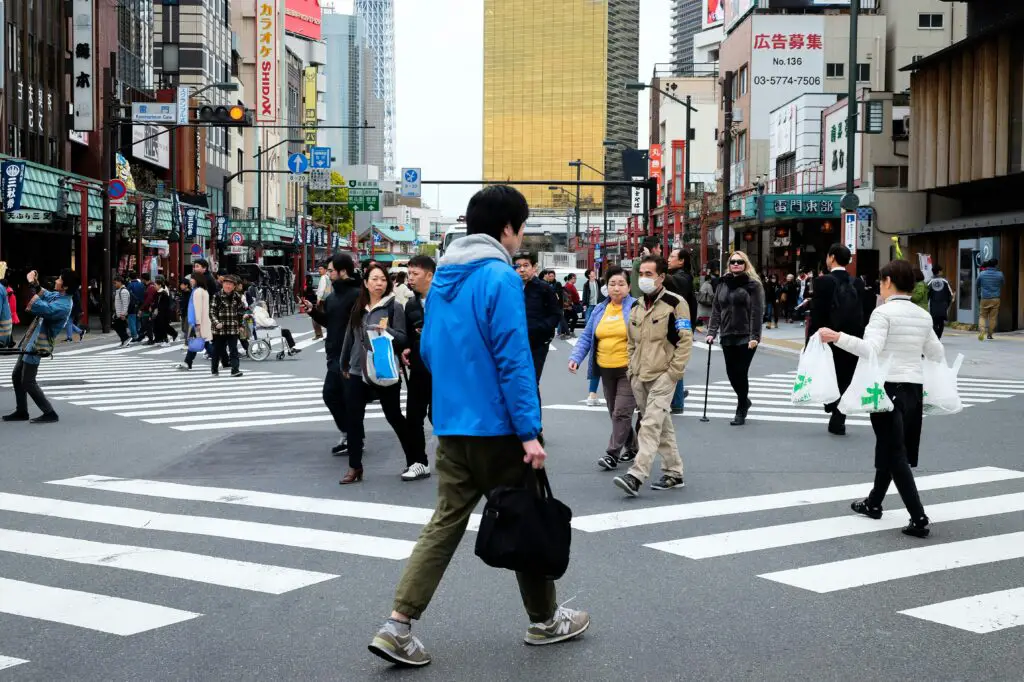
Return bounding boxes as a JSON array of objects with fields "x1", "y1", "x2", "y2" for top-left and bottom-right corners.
[
  {"x1": 99, "y1": 53, "x2": 116, "y2": 335},
  {"x1": 256, "y1": 144, "x2": 262, "y2": 264}
]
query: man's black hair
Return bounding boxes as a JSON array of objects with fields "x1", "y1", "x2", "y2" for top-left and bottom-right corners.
[
  {"x1": 827, "y1": 243, "x2": 852, "y2": 267},
  {"x1": 141, "y1": 272, "x2": 151, "y2": 282},
  {"x1": 193, "y1": 258, "x2": 209, "y2": 269},
  {"x1": 394, "y1": 271, "x2": 407, "y2": 285},
  {"x1": 59, "y1": 268, "x2": 80, "y2": 294},
  {"x1": 408, "y1": 254, "x2": 436, "y2": 273},
  {"x1": 670, "y1": 248, "x2": 692, "y2": 273},
  {"x1": 641, "y1": 255, "x2": 668, "y2": 275},
  {"x1": 465, "y1": 185, "x2": 529, "y2": 242},
  {"x1": 933, "y1": 264, "x2": 944, "y2": 276},
  {"x1": 879, "y1": 259, "x2": 915, "y2": 293},
  {"x1": 330, "y1": 253, "x2": 355, "y2": 278},
  {"x1": 566, "y1": 273, "x2": 576, "y2": 281},
  {"x1": 513, "y1": 252, "x2": 536, "y2": 265},
  {"x1": 642, "y1": 235, "x2": 660, "y2": 252},
  {"x1": 113, "y1": 274, "x2": 124, "y2": 285}
]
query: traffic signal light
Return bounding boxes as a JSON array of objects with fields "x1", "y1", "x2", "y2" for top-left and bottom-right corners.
[{"x1": 193, "y1": 105, "x2": 254, "y2": 127}]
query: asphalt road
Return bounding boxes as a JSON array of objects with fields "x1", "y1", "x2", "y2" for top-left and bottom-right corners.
[{"x1": 1, "y1": 317, "x2": 1023, "y2": 681}]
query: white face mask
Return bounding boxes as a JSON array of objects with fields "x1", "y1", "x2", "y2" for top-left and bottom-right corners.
[
  {"x1": 638, "y1": 277, "x2": 658, "y2": 295},
  {"x1": 600, "y1": 285, "x2": 609, "y2": 297}
]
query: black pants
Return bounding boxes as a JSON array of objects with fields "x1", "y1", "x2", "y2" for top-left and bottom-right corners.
[
  {"x1": 112, "y1": 317, "x2": 130, "y2": 343},
  {"x1": 530, "y1": 341, "x2": 549, "y2": 382},
  {"x1": 322, "y1": 368, "x2": 347, "y2": 434},
  {"x1": 212, "y1": 335, "x2": 240, "y2": 374},
  {"x1": 826, "y1": 347, "x2": 859, "y2": 422},
  {"x1": 721, "y1": 343, "x2": 757, "y2": 403},
  {"x1": 281, "y1": 329, "x2": 296, "y2": 348},
  {"x1": 405, "y1": 367, "x2": 432, "y2": 467},
  {"x1": 155, "y1": 316, "x2": 178, "y2": 343},
  {"x1": 565, "y1": 308, "x2": 579, "y2": 334},
  {"x1": 12, "y1": 358, "x2": 54, "y2": 415},
  {"x1": 868, "y1": 382, "x2": 925, "y2": 519},
  {"x1": 345, "y1": 375, "x2": 415, "y2": 470},
  {"x1": 931, "y1": 314, "x2": 946, "y2": 339}
]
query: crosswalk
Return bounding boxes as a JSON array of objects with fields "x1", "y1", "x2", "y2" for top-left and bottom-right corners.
[
  {"x1": 38, "y1": 329, "x2": 326, "y2": 358},
  {"x1": 546, "y1": 371, "x2": 1024, "y2": 427},
  {"x1": 572, "y1": 465, "x2": 1024, "y2": 634},
  {"x1": 0, "y1": 353, "x2": 395, "y2": 433},
  {"x1": 0, "y1": 474, "x2": 469, "y2": 670}
]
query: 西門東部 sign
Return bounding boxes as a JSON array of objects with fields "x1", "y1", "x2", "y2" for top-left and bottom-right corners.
[{"x1": 256, "y1": 0, "x2": 280, "y2": 123}]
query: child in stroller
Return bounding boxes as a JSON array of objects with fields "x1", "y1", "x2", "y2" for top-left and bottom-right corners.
[{"x1": 251, "y1": 301, "x2": 301, "y2": 358}]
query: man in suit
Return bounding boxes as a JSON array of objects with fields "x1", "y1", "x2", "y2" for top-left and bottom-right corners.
[{"x1": 807, "y1": 244, "x2": 874, "y2": 436}]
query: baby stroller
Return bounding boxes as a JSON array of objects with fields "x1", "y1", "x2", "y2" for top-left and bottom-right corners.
[{"x1": 247, "y1": 301, "x2": 292, "y2": 361}]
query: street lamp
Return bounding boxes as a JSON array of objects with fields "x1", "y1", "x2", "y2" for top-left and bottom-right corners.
[{"x1": 253, "y1": 137, "x2": 304, "y2": 262}]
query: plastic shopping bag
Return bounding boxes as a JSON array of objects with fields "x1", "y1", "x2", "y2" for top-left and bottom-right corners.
[
  {"x1": 791, "y1": 336, "x2": 841, "y2": 405},
  {"x1": 838, "y1": 353, "x2": 894, "y2": 416},
  {"x1": 923, "y1": 353, "x2": 964, "y2": 415},
  {"x1": 364, "y1": 328, "x2": 400, "y2": 387}
]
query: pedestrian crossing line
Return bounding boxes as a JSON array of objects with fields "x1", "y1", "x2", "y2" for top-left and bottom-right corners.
[
  {"x1": 0, "y1": 577, "x2": 201, "y2": 636},
  {"x1": 0, "y1": 528, "x2": 336, "y2": 594},
  {"x1": 87, "y1": 389, "x2": 342, "y2": 410},
  {"x1": 68, "y1": 388, "x2": 408, "y2": 409},
  {"x1": 759, "y1": 530, "x2": 1024, "y2": 594},
  {"x1": 293, "y1": 336, "x2": 325, "y2": 350},
  {"x1": 544, "y1": 404, "x2": 873, "y2": 426},
  {"x1": 45, "y1": 377, "x2": 321, "y2": 397},
  {"x1": 115, "y1": 399, "x2": 366, "y2": 417},
  {"x1": 0, "y1": 493, "x2": 417, "y2": 560},
  {"x1": 100, "y1": 346, "x2": 158, "y2": 356},
  {"x1": 898, "y1": 586, "x2": 1024, "y2": 634},
  {"x1": 45, "y1": 342, "x2": 126, "y2": 356},
  {"x1": 570, "y1": 467, "x2": 1024, "y2": 532},
  {"x1": 1, "y1": 369, "x2": 278, "y2": 385},
  {"x1": 141, "y1": 406, "x2": 347, "y2": 425},
  {"x1": 140, "y1": 344, "x2": 191, "y2": 355},
  {"x1": 170, "y1": 414, "x2": 386, "y2": 431},
  {"x1": 645, "y1": 491, "x2": 1024, "y2": 559},
  {"x1": 49, "y1": 475, "x2": 481, "y2": 530},
  {"x1": 0, "y1": 656, "x2": 28, "y2": 671}
]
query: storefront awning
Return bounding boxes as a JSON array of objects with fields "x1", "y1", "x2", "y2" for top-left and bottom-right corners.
[{"x1": 904, "y1": 211, "x2": 1024, "y2": 236}]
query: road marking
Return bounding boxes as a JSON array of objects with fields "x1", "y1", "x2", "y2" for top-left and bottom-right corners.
[
  {"x1": 545, "y1": 405, "x2": 872, "y2": 426},
  {"x1": 42, "y1": 342, "x2": 126, "y2": 356},
  {"x1": 0, "y1": 493, "x2": 417, "y2": 560},
  {"x1": 116, "y1": 399, "x2": 341, "y2": 417},
  {"x1": 89, "y1": 389, "x2": 329, "y2": 410},
  {"x1": 0, "y1": 528, "x2": 336, "y2": 594},
  {"x1": 10, "y1": 370, "x2": 276, "y2": 384},
  {"x1": 570, "y1": 467, "x2": 1024, "y2": 532},
  {"x1": 170, "y1": 414, "x2": 387, "y2": 431},
  {"x1": 293, "y1": 336, "x2": 325, "y2": 350},
  {"x1": 142, "y1": 406, "x2": 341, "y2": 424},
  {"x1": 0, "y1": 577, "x2": 201, "y2": 635},
  {"x1": 899, "y1": 587, "x2": 1024, "y2": 633},
  {"x1": 760, "y1": 531, "x2": 1024, "y2": 593},
  {"x1": 49, "y1": 474, "x2": 482, "y2": 530},
  {"x1": 645, "y1": 492, "x2": 1024, "y2": 558},
  {"x1": 0, "y1": 656, "x2": 28, "y2": 671},
  {"x1": 140, "y1": 344, "x2": 191, "y2": 355},
  {"x1": 46, "y1": 377, "x2": 320, "y2": 397}
]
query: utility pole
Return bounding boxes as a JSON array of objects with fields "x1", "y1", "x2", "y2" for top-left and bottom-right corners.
[
  {"x1": 256, "y1": 143, "x2": 262, "y2": 264},
  {"x1": 844, "y1": 0, "x2": 861, "y2": 277},
  {"x1": 574, "y1": 159, "x2": 581, "y2": 246},
  {"x1": 99, "y1": 53, "x2": 116, "y2": 334},
  {"x1": 720, "y1": 70, "x2": 735, "y2": 272},
  {"x1": 684, "y1": 94, "x2": 692, "y2": 254}
]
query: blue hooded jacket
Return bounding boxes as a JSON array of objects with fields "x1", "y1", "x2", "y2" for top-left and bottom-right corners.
[{"x1": 422, "y1": 234, "x2": 541, "y2": 442}]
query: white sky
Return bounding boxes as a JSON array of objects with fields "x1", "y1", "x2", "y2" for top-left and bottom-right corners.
[{"x1": 335, "y1": 0, "x2": 672, "y2": 215}]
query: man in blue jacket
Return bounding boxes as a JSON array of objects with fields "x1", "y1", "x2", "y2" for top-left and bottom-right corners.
[
  {"x1": 368, "y1": 185, "x2": 590, "y2": 668},
  {"x1": 977, "y1": 259, "x2": 1004, "y2": 341}
]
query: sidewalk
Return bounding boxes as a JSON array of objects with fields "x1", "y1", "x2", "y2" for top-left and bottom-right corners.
[{"x1": 759, "y1": 320, "x2": 1024, "y2": 380}]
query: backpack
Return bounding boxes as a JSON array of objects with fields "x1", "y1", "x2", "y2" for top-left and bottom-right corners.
[
  {"x1": 829, "y1": 275, "x2": 863, "y2": 332},
  {"x1": 697, "y1": 281, "x2": 715, "y2": 306},
  {"x1": 126, "y1": 289, "x2": 139, "y2": 314}
]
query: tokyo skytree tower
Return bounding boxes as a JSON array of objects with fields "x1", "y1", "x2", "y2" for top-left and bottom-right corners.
[{"x1": 354, "y1": 0, "x2": 396, "y2": 177}]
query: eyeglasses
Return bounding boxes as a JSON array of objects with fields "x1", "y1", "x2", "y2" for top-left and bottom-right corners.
[
  {"x1": 729, "y1": 260, "x2": 745, "y2": 266},
  {"x1": 514, "y1": 264, "x2": 529, "y2": 270}
]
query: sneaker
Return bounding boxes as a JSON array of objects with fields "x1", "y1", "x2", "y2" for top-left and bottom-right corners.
[
  {"x1": 902, "y1": 515, "x2": 930, "y2": 538},
  {"x1": 401, "y1": 462, "x2": 431, "y2": 481},
  {"x1": 671, "y1": 407, "x2": 684, "y2": 415},
  {"x1": 331, "y1": 437, "x2": 348, "y2": 456},
  {"x1": 613, "y1": 473, "x2": 642, "y2": 498},
  {"x1": 618, "y1": 449, "x2": 637, "y2": 464},
  {"x1": 368, "y1": 622, "x2": 431, "y2": 667},
  {"x1": 231, "y1": 370, "x2": 244, "y2": 378},
  {"x1": 597, "y1": 454, "x2": 618, "y2": 471},
  {"x1": 650, "y1": 474, "x2": 685, "y2": 491},
  {"x1": 585, "y1": 396, "x2": 600, "y2": 407},
  {"x1": 851, "y1": 499, "x2": 883, "y2": 520},
  {"x1": 288, "y1": 347, "x2": 301, "y2": 355},
  {"x1": 524, "y1": 605, "x2": 591, "y2": 646},
  {"x1": 175, "y1": 363, "x2": 191, "y2": 371}
]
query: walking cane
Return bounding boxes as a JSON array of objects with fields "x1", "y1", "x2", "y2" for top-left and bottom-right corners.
[{"x1": 699, "y1": 340, "x2": 713, "y2": 423}]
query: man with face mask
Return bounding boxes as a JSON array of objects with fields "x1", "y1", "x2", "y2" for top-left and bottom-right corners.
[{"x1": 612, "y1": 256, "x2": 693, "y2": 497}]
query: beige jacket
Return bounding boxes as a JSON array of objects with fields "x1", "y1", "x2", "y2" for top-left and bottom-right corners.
[
  {"x1": 627, "y1": 288, "x2": 693, "y2": 383},
  {"x1": 191, "y1": 287, "x2": 213, "y2": 341}
]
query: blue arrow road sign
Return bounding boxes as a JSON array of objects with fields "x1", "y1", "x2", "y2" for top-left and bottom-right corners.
[
  {"x1": 288, "y1": 153, "x2": 309, "y2": 174},
  {"x1": 311, "y1": 147, "x2": 331, "y2": 169}
]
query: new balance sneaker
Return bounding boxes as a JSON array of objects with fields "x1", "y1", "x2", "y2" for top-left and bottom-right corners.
[
  {"x1": 368, "y1": 621, "x2": 431, "y2": 667},
  {"x1": 524, "y1": 605, "x2": 591, "y2": 646},
  {"x1": 650, "y1": 474, "x2": 685, "y2": 491},
  {"x1": 597, "y1": 454, "x2": 618, "y2": 471},
  {"x1": 401, "y1": 462, "x2": 431, "y2": 481},
  {"x1": 613, "y1": 473, "x2": 642, "y2": 498},
  {"x1": 851, "y1": 499, "x2": 883, "y2": 520},
  {"x1": 618, "y1": 449, "x2": 637, "y2": 464},
  {"x1": 331, "y1": 437, "x2": 348, "y2": 456},
  {"x1": 585, "y1": 395, "x2": 600, "y2": 407}
]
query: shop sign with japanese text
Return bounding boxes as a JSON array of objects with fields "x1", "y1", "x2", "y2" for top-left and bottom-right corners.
[
  {"x1": 749, "y1": 15, "x2": 825, "y2": 139},
  {"x1": 761, "y1": 194, "x2": 842, "y2": 219},
  {"x1": 71, "y1": 0, "x2": 94, "y2": 131},
  {"x1": 256, "y1": 0, "x2": 280, "y2": 123}
]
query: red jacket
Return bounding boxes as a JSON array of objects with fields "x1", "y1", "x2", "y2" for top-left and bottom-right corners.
[
  {"x1": 565, "y1": 282, "x2": 581, "y2": 306},
  {"x1": 141, "y1": 283, "x2": 158, "y2": 312}
]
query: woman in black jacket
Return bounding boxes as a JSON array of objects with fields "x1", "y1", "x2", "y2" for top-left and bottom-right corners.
[{"x1": 706, "y1": 251, "x2": 764, "y2": 426}]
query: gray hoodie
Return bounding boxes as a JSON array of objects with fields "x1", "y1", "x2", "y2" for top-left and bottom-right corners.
[
  {"x1": 340, "y1": 293, "x2": 408, "y2": 376},
  {"x1": 439, "y1": 233, "x2": 512, "y2": 268}
]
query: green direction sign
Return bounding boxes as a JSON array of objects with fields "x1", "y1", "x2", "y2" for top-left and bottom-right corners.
[{"x1": 347, "y1": 179, "x2": 380, "y2": 212}]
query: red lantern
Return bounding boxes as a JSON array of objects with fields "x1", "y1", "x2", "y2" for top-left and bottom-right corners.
[
  {"x1": 743, "y1": 230, "x2": 755, "y2": 242},
  {"x1": 821, "y1": 221, "x2": 834, "y2": 234},
  {"x1": 775, "y1": 227, "x2": 789, "y2": 239}
]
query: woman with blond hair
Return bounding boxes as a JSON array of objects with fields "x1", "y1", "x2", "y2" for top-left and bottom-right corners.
[{"x1": 706, "y1": 251, "x2": 764, "y2": 426}]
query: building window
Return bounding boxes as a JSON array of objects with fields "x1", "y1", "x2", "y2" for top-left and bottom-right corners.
[
  {"x1": 857, "y1": 63, "x2": 871, "y2": 83},
  {"x1": 708, "y1": 49, "x2": 719, "y2": 62},
  {"x1": 874, "y1": 166, "x2": 909, "y2": 189},
  {"x1": 237, "y1": 150, "x2": 244, "y2": 184},
  {"x1": 919, "y1": 13, "x2": 944, "y2": 29},
  {"x1": 776, "y1": 153, "x2": 796, "y2": 193},
  {"x1": 826, "y1": 63, "x2": 844, "y2": 79},
  {"x1": 739, "y1": 65, "x2": 748, "y2": 96}
]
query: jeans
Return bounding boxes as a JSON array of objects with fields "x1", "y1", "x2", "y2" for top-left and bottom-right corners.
[
  {"x1": 11, "y1": 358, "x2": 54, "y2": 415},
  {"x1": 344, "y1": 374, "x2": 416, "y2": 470},
  {"x1": 392, "y1": 435, "x2": 557, "y2": 622},
  {"x1": 64, "y1": 320, "x2": 82, "y2": 341},
  {"x1": 585, "y1": 304, "x2": 596, "y2": 322},
  {"x1": 671, "y1": 378, "x2": 686, "y2": 411},
  {"x1": 405, "y1": 367, "x2": 432, "y2": 467},
  {"x1": 127, "y1": 313, "x2": 139, "y2": 339},
  {"x1": 212, "y1": 334, "x2": 240, "y2": 373},
  {"x1": 322, "y1": 368, "x2": 347, "y2": 434},
  {"x1": 588, "y1": 375, "x2": 600, "y2": 394}
]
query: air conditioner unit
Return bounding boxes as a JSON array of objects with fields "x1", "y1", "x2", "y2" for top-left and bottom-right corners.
[{"x1": 733, "y1": 107, "x2": 744, "y2": 123}]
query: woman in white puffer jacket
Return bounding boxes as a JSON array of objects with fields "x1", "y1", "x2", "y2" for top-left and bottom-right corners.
[{"x1": 819, "y1": 259, "x2": 945, "y2": 539}]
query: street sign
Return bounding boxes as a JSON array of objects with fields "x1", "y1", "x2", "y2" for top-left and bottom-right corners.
[
  {"x1": 287, "y1": 174, "x2": 309, "y2": 185},
  {"x1": 108, "y1": 179, "x2": 127, "y2": 207},
  {"x1": 400, "y1": 167, "x2": 421, "y2": 198},
  {"x1": 372, "y1": 231, "x2": 382, "y2": 245},
  {"x1": 176, "y1": 86, "x2": 190, "y2": 125},
  {"x1": 190, "y1": 244, "x2": 202, "y2": 256},
  {"x1": 844, "y1": 211, "x2": 858, "y2": 255},
  {"x1": 311, "y1": 147, "x2": 331, "y2": 169},
  {"x1": 309, "y1": 168, "x2": 331, "y2": 190},
  {"x1": 227, "y1": 245, "x2": 246, "y2": 255},
  {"x1": 132, "y1": 102, "x2": 177, "y2": 124},
  {"x1": 347, "y1": 179, "x2": 380, "y2": 212},
  {"x1": 287, "y1": 152, "x2": 309, "y2": 174},
  {"x1": 229, "y1": 231, "x2": 244, "y2": 246}
]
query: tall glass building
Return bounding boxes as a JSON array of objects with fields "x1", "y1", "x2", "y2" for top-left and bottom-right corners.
[
  {"x1": 354, "y1": 0, "x2": 396, "y2": 177},
  {"x1": 483, "y1": 0, "x2": 639, "y2": 211}
]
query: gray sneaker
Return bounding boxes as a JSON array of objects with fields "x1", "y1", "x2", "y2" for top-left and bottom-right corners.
[
  {"x1": 524, "y1": 605, "x2": 591, "y2": 646},
  {"x1": 368, "y1": 623, "x2": 431, "y2": 667}
]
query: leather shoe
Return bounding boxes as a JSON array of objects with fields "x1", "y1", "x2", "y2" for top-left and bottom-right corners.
[{"x1": 339, "y1": 468, "x2": 364, "y2": 485}]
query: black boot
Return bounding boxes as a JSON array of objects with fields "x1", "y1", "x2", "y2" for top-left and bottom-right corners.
[
  {"x1": 730, "y1": 398, "x2": 752, "y2": 426},
  {"x1": 828, "y1": 411, "x2": 847, "y2": 436},
  {"x1": 2, "y1": 410, "x2": 29, "y2": 422}
]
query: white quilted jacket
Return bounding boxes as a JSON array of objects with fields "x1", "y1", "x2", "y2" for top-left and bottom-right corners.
[{"x1": 836, "y1": 295, "x2": 945, "y2": 384}]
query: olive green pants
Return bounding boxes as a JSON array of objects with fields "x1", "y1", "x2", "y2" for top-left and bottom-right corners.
[{"x1": 392, "y1": 435, "x2": 558, "y2": 623}]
